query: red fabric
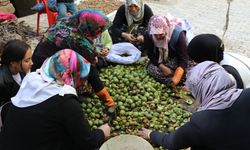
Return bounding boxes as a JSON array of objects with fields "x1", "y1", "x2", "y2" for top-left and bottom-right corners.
[{"x1": 0, "y1": 13, "x2": 16, "y2": 21}]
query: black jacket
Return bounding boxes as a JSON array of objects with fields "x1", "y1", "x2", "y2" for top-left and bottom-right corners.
[
  {"x1": 0, "y1": 65, "x2": 24, "y2": 105},
  {"x1": 0, "y1": 94, "x2": 105, "y2": 150},
  {"x1": 150, "y1": 88, "x2": 250, "y2": 150},
  {"x1": 110, "y1": 4, "x2": 153, "y2": 38}
]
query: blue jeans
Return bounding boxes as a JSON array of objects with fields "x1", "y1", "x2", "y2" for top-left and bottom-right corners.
[{"x1": 57, "y1": 2, "x2": 78, "y2": 20}]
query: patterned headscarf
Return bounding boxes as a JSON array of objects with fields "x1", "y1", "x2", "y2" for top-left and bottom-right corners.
[
  {"x1": 185, "y1": 61, "x2": 243, "y2": 111},
  {"x1": 125, "y1": 0, "x2": 145, "y2": 26},
  {"x1": 12, "y1": 49, "x2": 91, "y2": 108},
  {"x1": 149, "y1": 15, "x2": 174, "y2": 49},
  {"x1": 148, "y1": 15, "x2": 174, "y2": 63},
  {"x1": 41, "y1": 49, "x2": 90, "y2": 88},
  {"x1": 46, "y1": 9, "x2": 110, "y2": 63}
]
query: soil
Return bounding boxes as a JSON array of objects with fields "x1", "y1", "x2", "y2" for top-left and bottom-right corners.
[
  {"x1": 0, "y1": 20, "x2": 36, "y2": 52},
  {"x1": 77, "y1": 0, "x2": 124, "y2": 14}
]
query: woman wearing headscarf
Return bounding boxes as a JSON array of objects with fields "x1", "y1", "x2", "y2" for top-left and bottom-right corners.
[
  {"x1": 109, "y1": 0, "x2": 153, "y2": 54},
  {"x1": 138, "y1": 61, "x2": 250, "y2": 150},
  {"x1": 0, "y1": 49, "x2": 111, "y2": 150},
  {"x1": 187, "y1": 33, "x2": 250, "y2": 89},
  {"x1": 31, "y1": 9, "x2": 116, "y2": 117},
  {"x1": 137, "y1": 15, "x2": 188, "y2": 86}
]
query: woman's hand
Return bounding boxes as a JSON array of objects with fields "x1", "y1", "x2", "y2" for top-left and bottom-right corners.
[
  {"x1": 98, "y1": 123, "x2": 111, "y2": 140},
  {"x1": 122, "y1": 32, "x2": 137, "y2": 42},
  {"x1": 136, "y1": 35, "x2": 144, "y2": 43},
  {"x1": 99, "y1": 48, "x2": 109, "y2": 57},
  {"x1": 93, "y1": 56, "x2": 98, "y2": 64},
  {"x1": 138, "y1": 128, "x2": 152, "y2": 140},
  {"x1": 159, "y1": 64, "x2": 174, "y2": 77}
]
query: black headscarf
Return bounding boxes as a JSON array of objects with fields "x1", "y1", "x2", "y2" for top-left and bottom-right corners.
[{"x1": 187, "y1": 34, "x2": 224, "y2": 63}]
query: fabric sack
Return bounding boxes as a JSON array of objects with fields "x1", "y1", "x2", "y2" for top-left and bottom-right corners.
[
  {"x1": 106, "y1": 42, "x2": 141, "y2": 64},
  {"x1": 166, "y1": 13, "x2": 194, "y2": 43}
]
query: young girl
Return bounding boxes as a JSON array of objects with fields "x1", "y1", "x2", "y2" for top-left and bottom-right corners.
[{"x1": 0, "y1": 39, "x2": 33, "y2": 124}]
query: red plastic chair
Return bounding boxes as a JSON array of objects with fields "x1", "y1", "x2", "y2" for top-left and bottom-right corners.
[{"x1": 36, "y1": 0, "x2": 58, "y2": 36}]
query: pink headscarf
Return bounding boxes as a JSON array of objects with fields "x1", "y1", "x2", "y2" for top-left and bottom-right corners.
[
  {"x1": 148, "y1": 15, "x2": 174, "y2": 63},
  {"x1": 148, "y1": 15, "x2": 174, "y2": 49},
  {"x1": 42, "y1": 49, "x2": 90, "y2": 88},
  {"x1": 11, "y1": 49, "x2": 91, "y2": 108}
]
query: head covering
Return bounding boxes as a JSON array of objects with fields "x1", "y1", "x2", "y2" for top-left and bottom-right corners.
[
  {"x1": 46, "y1": 9, "x2": 110, "y2": 63},
  {"x1": 187, "y1": 34, "x2": 224, "y2": 63},
  {"x1": 148, "y1": 15, "x2": 174, "y2": 63},
  {"x1": 185, "y1": 61, "x2": 243, "y2": 111},
  {"x1": 125, "y1": 0, "x2": 145, "y2": 26},
  {"x1": 12, "y1": 49, "x2": 91, "y2": 108}
]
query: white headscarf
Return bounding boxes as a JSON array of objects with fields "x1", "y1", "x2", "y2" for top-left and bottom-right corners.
[
  {"x1": 11, "y1": 70, "x2": 77, "y2": 108},
  {"x1": 11, "y1": 49, "x2": 91, "y2": 108},
  {"x1": 125, "y1": 0, "x2": 145, "y2": 26},
  {"x1": 185, "y1": 61, "x2": 243, "y2": 111}
]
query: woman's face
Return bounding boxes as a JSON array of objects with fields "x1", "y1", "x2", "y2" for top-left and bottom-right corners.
[
  {"x1": 20, "y1": 48, "x2": 33, "y2": 73},
  {"x1": 154, "y1": 33, "x2": 166, "y2": 40},
  {"x1": 10, "y1": 48, "x2": 33, "y2": 74},
  {"x1": 128, "y1": 4, "x2": 140, "y2": 16}
]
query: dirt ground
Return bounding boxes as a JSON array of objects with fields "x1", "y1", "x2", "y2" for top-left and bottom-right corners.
[
  {"x1": 18, "y1": 0, "x2": 250, "y2": 57},
  {"x1": 144, "y1": 0, "x2": 250, "y2": 57}
]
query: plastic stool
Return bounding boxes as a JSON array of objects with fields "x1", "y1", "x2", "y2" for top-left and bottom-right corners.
[{"x1": 36, "y1": 0, "x2": 58, "y2": 36}]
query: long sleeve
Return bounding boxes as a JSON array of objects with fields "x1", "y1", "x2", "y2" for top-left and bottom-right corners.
[
  {"x1": 222, "y1": 65, "x2": 244, "y2": 89},
  {"x1": 0, "y1": 66, "x2": 20, "y2": 104},
  {"x1": 144, "y1": 33, "x2": 160, "y2": 66},
  {"x1": 102, "y1": 30, "x2": 113, "y2": 50},
  {"x1": 110, "y1": 5, "x2": 127, "y2": 38},
  {"x1": 68, "y1": 38, "x2": 97, "y2": 64},
  {"x1": 111, "y1": 4, "x2": 154, "y2": 38},
  {"x1": 175, "y1": 31, "x2": 188, "y2": 69},
  {"x1": 61, "y1": 95, "x2": 105, "y2": 149},
  {"x1": 141, "y1": 4, "x2": 154, "y2": 27},
  {"x1": 150, "y1": 121, "x2": 203, "y2": 150}
]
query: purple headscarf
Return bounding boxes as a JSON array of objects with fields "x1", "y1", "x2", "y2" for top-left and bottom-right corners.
[{"x1": 185, "y1": 61, "x2": 243, "y2": 111}]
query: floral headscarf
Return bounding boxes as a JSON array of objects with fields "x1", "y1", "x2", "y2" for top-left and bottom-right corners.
[
  {"x1": 12, "y1": 49, "x2": 91, "y2": 108},
  {"x1": 125, "y1": 0, "x2": 145, "y2": 26},
  {"x1": 41, "y1": 49, "x2": 90, "y2": 88},
  {"x1": 149, "y1": 15, "x2": 174, "y2": 49},
  {"x1": 148, "y1": 15, "x2": 174, "y2": 63},
  {"x1": 185, "y1": 61, "x2": 243, "y2": 111},
  {"x1": 46, "y1": 9, "x2": 110, "y2": 63}
]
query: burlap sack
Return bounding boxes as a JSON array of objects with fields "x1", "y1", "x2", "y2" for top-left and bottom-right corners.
[{"x1": 0, "y1": 0, "x2": 15, "y2": 13}]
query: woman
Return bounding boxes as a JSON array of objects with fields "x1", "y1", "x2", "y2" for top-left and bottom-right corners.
[
  {"x1": 0, "y1": 39, "x2": 33, "y2": 124},
  {"x1": 109, "y1": 0, "x2": 153, "y2": 53},
  {"x1": 94, "y1": 30, "x2": 112, "y2": 69},
  {"x1": 187, "y1": 33, "x2": 250, "y2": 89},
  {"x1": 0, "y1": 49, "x2": 111, "y2": 150},
  {"x1": 32, "y1": 9, "x2": 116, "y2": 116},
  {"x1": 139, "y1": 61, "x2": 250, "y2": 150},
  {"x1": 137, "y1": 15, "x2": 189, "y2": 86},
  {"x1": 32, "y1": 8, "x2": 109, "y2": 67}
]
